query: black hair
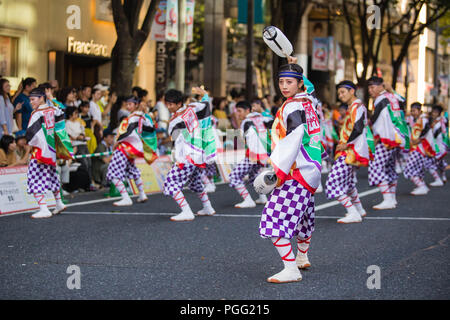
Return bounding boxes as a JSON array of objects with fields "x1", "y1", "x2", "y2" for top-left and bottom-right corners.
[
  {"x1": 278, "y1": 64, "x2": 305, "y2": 91},
  {"x1": 79, "y1": 101, "x2": 89, "y2": 109},
  {"x1": 236, "y1": 100, "x2": 252, "y2": 111},
  {"x1": 138, "y1": 89, "x2": 148, "y2": 99},
  {"x1": 91, "y1": 88, "x2": 101, "y2": 96},
  {"x1": 410, "y1": 102, "x2": 422, "y2": 110},
  {"x1": 156, "y1": 91, "x2": 165, "y2": 101},
  {"x1": 273, "y1": 94, "x2": 282, "y2": 104},
  {"x1": 29, "y1": 87, "x2": 46, "y2": 98},
  {"x1": 164, "y1": 89, "x2": 183, "y2": 104},
  {"x1": 57, "y1": 86, "x2": 75, "y2": 104},
  {"x1": 431, "y1": 105, "x2": 443, "y2": 114},
  {"x1": 367, "y1": 76, "x2": 384, "y2": 86},
  {"x1": 230, "y1": 88, "x2": 239, "y2": 99},
  {"x1": 38, "y1": 82, "x2": 52, "y2": 90},
  {"x1": 0, "y1": 78, "x2": 10, "y2": 99},
  {"x1": 22, "y1": 77, "x2": 37, "y2": 89},
  {"x1": 279, "y1": 64, "x2": 304, "y2": 77},
  {"x1": 109, "y1": 96, "x2": 127, "y2": 130},
  {"x1": 0, "y1": 135, "x2": 15, "y2": 154},
  {"x1": 65, "y1": 106, "x2": 78, "y2": 119},
  {"x1": 336, "y1": 80, "x2": 357, "y2": 91}
]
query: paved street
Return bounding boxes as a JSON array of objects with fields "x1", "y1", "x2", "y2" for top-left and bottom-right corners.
[{"x1": 1, "y1": 166, "x2": 449, "y2": 300}]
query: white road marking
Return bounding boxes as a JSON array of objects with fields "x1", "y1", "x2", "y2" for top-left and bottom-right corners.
[
  {"x1": 2, "y1": 187, "x2": 449, "y2": 222},
  {"x1": 59, "y1": 211, "x2": 450, "y2": 221}
]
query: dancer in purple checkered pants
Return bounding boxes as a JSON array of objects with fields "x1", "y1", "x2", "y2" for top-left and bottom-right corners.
[
  {"x1": 255, "y1": 58, "x2": 324, "y2": 284},
  {"x1": 367, "y1": 76, "x2": 408, "y2": 210},
  {"x1": 228, "y1": 101, "x2": 272, "y2": 208},
  {"x1": 163, "y1": 88, "x2": 217, "y2": 222},
  {"x1": 106, "y1": 97, "x2": 157, "y2": 207},
  {"x1": 26, "y1": 87, "x2": 73, "y2": 219},
  {"x1": 403, "y1": 102, "x2": 438, "y2": 195},
  {"x1": 325, "y1": 81, "x2": 371, "y2": 224},
  {"x1": 426, "y1": 105, "x2": 449, "y2": 186}
]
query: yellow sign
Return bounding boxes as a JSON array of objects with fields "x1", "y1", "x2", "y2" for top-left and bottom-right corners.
[{"x1": 67, "y1": 36, "x2": 108, "y2": 57}]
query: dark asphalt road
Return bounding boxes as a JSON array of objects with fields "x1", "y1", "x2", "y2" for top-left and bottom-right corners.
[{"x1": 1, "y1": 166, "x2": 449, "y2": 300}]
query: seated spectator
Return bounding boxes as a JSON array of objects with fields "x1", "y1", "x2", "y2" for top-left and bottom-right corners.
[
  {"x1": 0, "y1": 134, "x2": 29, "y2": 166},
  {"x1": 14, "y1": 133, "x2": 31, "y2": 165},
  {"x1": 212, "y1": 97, "x2": 231, "y2": 130},
  {"x1": 65, "y1": 106, "x2": 96, "y2": 191},
  {"x1": 92, "y1": 128, "x2": 115, "y2": 188}
]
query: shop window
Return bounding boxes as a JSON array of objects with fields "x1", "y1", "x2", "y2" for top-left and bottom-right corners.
[{"x1": 0, "y1": 35, "x2": 19, "y2": 77}]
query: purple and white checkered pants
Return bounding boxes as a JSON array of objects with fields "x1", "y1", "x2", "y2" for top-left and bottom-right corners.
[
  {"x1": 228, "y1": 157, "x2": 263, "y2": 188},
  {"x1": 203, "y1": 163, "x2": 217, "y2": 177},
  {"x1": 27, "y1": 159, "x2": 60, "y2": 194},
  {"x1": 403, "y1": 150, "x2": 427, "y2": 180},
  {"x1": 368, "y1": 143, "x2": 399, "y2": 186},
  {"x1": 423, "y1": 156, "x2": 447, "y2": 173},
  {"x1": 325, "y1": 155, "x2": 357, "y2": 199},
  {"x1": 106, "y1": 149, "x2": 141, "y2": 182},
  {"x1": 163, "y1": 162, "x2": 204, "y2": 196},
  {"x1": 259, "y1": 179, "x2": 315, "y2": 240}
]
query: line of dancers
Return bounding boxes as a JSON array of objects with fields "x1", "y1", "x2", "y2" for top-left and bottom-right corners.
[{"x1": 24, "y1": 57, "x2": 448, "y2": 284}]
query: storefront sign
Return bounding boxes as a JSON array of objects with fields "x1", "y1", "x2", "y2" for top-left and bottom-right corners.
[
  {"x1": 155, "y1": 41, "x2": 168, "y2": 92},
  {"x1": 67, "y1": 36, "x2": 108, "y2": 57}
]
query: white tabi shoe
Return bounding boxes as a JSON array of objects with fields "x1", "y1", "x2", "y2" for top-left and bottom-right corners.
[
  {"x1": 267, "y1": 267, "x2": 302, "y2": 283},
  {"x1": 113, "y1": 196, "x2": 133, "y2": 206},
  {"x1": 255, "y1": 194, "x2": 268, "y2": 204},
  {"x1": 52, "y1": 202, "x2": 66, "y2": 215},
  {"x1": 196, "y1": 203, "x2": 216, "y2": 216},
  {"x1": 137, "y1": 193, "x2": 148, "y2": 203},
  {"x1": 31, "y1": 208, "x2": 53, "y2": 219},
  {"x1": 373, "y1": 194, "x2": 396, "y2": 210},
  {"x1": 171, "y1": 207, "x2": 195, "y2": 221},
  {"x1": 337, "y1": 206, "x2": 362, "y2": 224},
  {"x1": 295, "y1": 252, "x2": 311, "y2": 269},
  {"x1": 410, "y1": 185, "x2": 429, "y2": 195},
  {"x1": 429, "y1": 178, "x2": 444, "y2": 187},
  {"x1": 234, "y1": 196, "x2": 256, "y2": 208}
]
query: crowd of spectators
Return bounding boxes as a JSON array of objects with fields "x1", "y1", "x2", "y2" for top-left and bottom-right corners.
[{"x1": 0, "y1": 75, "x2": 284, "y2": 194}]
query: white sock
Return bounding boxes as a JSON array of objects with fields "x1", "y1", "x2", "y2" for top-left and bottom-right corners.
[
  {"x1": 173, "y1": 191, "x2": 189, "y2": 211},
  {"x1": 296, "y1": 236, "x2": 311, "y2": 255},
  {"x1": 235, "y1": 184, "x2": 250, "y2": 200},
  {"x1": 34, "y1": 193, "x2": 48, "y2": 211},
  {"x1": 112, "y1": 178, "x2": 130, "y2": 199},
  {"x1": 198, "y1": 191, "x2": 212, "y2": 208},
  {"x1": 348, "y1": 188, "x2": 363, "y2": 211},
  {"x1": 271, "y1": 237, "x2": 296, "y2": 269},
  {"x1": 134, "y1": 177, "x2": 145, "y2": 196},
  {"x1": 53, "y1": 190, "x2": 64, "y2": 207},
  {"x1": 337, "y1": 194, "x2": 353, "y2": 211}
]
